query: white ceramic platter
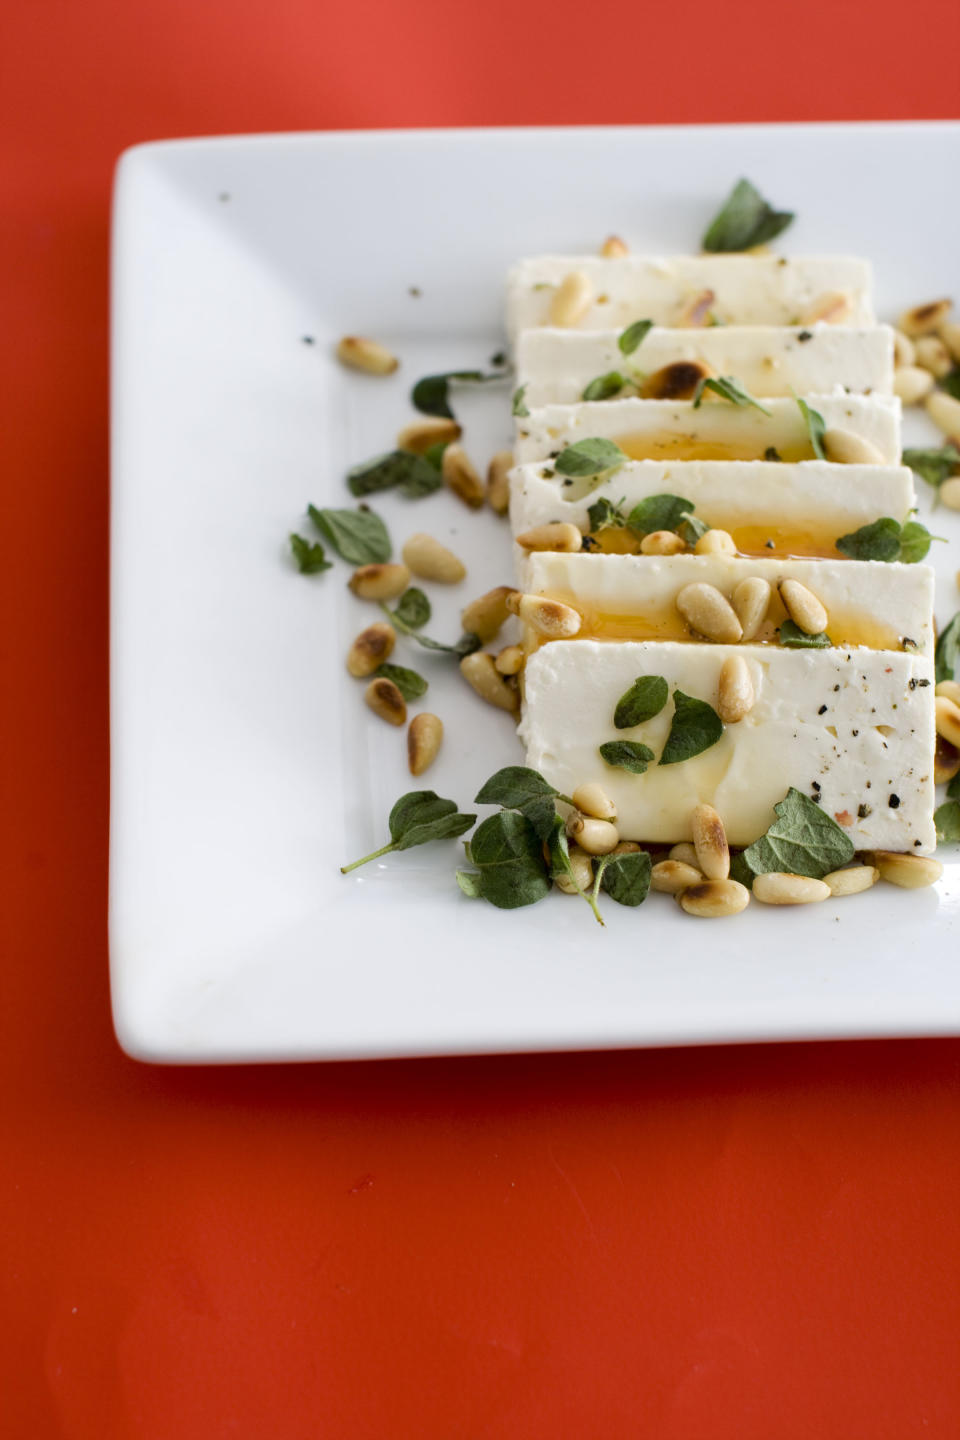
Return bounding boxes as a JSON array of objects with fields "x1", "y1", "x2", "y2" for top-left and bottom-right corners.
[{"x1": 110, "y1": 123, "x2": 960, "y2": 1061}]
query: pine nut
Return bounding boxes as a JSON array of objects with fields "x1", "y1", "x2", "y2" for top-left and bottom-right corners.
[
  {"x1": 941, "y1": 477, "x2": 960, "y2": 511},
  {"x1": 612, "y1": 841, "x2": 642, "y2": 854},
  {"x1": 442, "y1": 443, "x2": 485, "y2": 508},
  {"x1": 487, "y1": 449, "x2": 514, "y2": 515},
  {"x1": 516, "y1": 522, "x2": 583, "y2": 553},
  {"x1": 934, "y1": 734, "x2": 960, "y2": 785},
  {"x1": 549, "y1": 270, "x2": 593, "y2": 327},
  {"x1": 566, "y1": 813, "x2": 619, "y2": 855},
  {"x1": 873, "y1": 851, "x2": 943, "y2": 888},
  {"x1": 639, "y1": 360, "x2": 713, "y2": 401},
  {"x1": 800, "y1": 290, "x2": 853, "y2": 325},
  {"x1": 401, "y1": 533, "x2": 466, "y2": 583},
  {"x1": 914, "y1": 335, "x2": 953, "y2": 378},
  {"x1": 494, "y1": 644, "x2": 524, "y2": 676},
  {"x1": 752, "y1": 872, "x2": 830, "y2": 905},
  {"x1": 678, "y1": 288, "x2": 715, "y2": 328},
  {"x1": 935, "y1": 694, "x2": 960, "y2": 748},
  {"x1": 893, "y1": 365, "x2": 935, "y2": 405},
  {"x1": 408, "y1": 713, "x2": 443, "y2": 775},
  {"x1": 676, "y1": 583, "x2": 742, "y2": 644},
  {"x1": 462, "y1": 586, "x2": 517, "y2": 643},
  {"x1": 779, "y1": 579, "x2": 828, "y2": 636},
  {"x1": 396, "y1": 417, "x2": 461, "y2": 453},
  {"x1": 669, "y1": 843, "x2": 700, "y2": 867},
  {"x1": 936, "y1": 679, "x2": 960, "y2": 707},
  {"x1": 892, "y1": 329, "x2": 916, "y2": 367},
  {"x1": 899, "y1": 298, "x2": 952, "y2": 337},
  {"x1": 694, "y1": 528, "x2": 736, "y2": 556},
  {"x1": 459, "y1": 652, "x2": 520, "y2": 713},
  {"x1": 517, "y1": 594, "x2": 582, "y2": 638},
  {"x1": 824, "y1": 865, "x2": 879, "y2": 897},
  {"x1": 732, "y1": 576, "x2": 772, "y2": 641},
  {"x1": 348, "y1": 562, "x2": 411, "y2": 600},
  {"x1": 678, "y1": 878, "x2": 750, "y2": 917},
  {"x1": 600, "y1": 235, "x2": 629, "y2": 258},
  {"x1": 691, "y1": 802, "x2": 729, "y2": 881},
  {"x1": 365, "y1": 677, "x2": 407, "y2": 726},
  {"x1": 718, "y1": 654, "x2": 754, "y2": 723},
  {"x1": 572, "y1": 782, "x2": 617, "y2": 821},
  {"x1": 346, "y1": 621, "x2": 395, "y2": 677},
  {"x1": 555, "y1": 846, "x2": 595, "y2": 894},
  {"x1": 939, "y1": 321, "x2": 960, "y2": 362},
  {"x1": 822, "y1": 428, "x2": 884, "y2": 465},
  {"x1": 651, "y1": 860, "x2": 703, "y2": 893},
  {"x1": 640, "y1": 530, "x2": 686, "y2": 555},
  {"x1": 335, "y1": 336, "x2": 399, "y2": 375},
  {"x1": 926, "y1": 390, "x2": 960, "y2": 437}
]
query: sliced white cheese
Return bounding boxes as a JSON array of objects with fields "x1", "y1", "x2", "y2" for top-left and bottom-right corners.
[
  {"x1": 515, "y1": 394, "x2": 901, "y2": 465},
  {"x1": 506, "y1": 255, "x2": 875, "y2": 338},
  {"x1": 509, "y1": 459, "x2": 916, "y2": 557},
  {"x1": 516, "y1": 325, "x2": 895, "y2": 406},
  {"x1": 520, "y1": 640, "x2": 936, "y2": 851},
  {"x1": 521, "y1": 552, "x2": 935, "y2": 657}
]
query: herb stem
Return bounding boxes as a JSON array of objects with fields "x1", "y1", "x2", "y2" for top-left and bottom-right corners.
[{"x1": 340, "y1": 841, "x2": 396, "y2": 874}]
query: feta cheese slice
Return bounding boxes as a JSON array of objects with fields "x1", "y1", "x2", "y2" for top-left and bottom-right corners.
[
  {"x1": 516, "y1": 325, "x2": 895, "y2": 406},
  {"x1": 520, "y1": 640, "x2": 936, "y2": 851},
  {"x1": 515, "y1": 394, "x2": 901, "y2": 465},
  {"x1": 507, "y1": 255, "x2": 875, "y2": 338},
  {"x1": 521, "y1": 552, "x2": 935, "y2": 657}
]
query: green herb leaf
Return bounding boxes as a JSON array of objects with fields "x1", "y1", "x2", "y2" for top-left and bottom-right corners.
[
  {"x1": 741, "y1": 786, "x2": 855, "y2": 879},
  {"x1": 692, "y1": 375, "x2": 771, "y2": 414},
  {"x1": 796, "y1": 398, "x2": 827, "y2": 461},
  {"x1": 382, "y1": 591, "x2": 481, "y2": 657},
  {"x1": 546, "y1": 814, "x2": 604, "y2": 924},
  {"x1": 934, "y1": 800, "x2": 960, "y2": 843},
  {"x1": 289, "y1": 533, "x2": 333, "y2": 574},
  {"x1": 836, "y1": 517, "x2": 902, "y2": 562},
  {"x1": 678, "y1": 513, "x2": 710, "y2": 545},
  {"x1": 599, "y1": 740, "x2": 655, "y2": 774},
  {"x1": 728, "y1": 850, "x2": 755, "y2": 889},
  {"x1": 512, "y1": 385, "x2": 530, "y2": 418},
  {"x1": 374, "y1": 663, "x2": 428, "y2": 700},
  {"x1": 614, "y1": 675, "x2": 669, "y2": 729},
  {"x1": 618, "y1": 319, "x2": 653, "y2": 356},
  {"x1": 582, "y1": 371, "x2": 627, "y2": 402},
  {"x1": 456, "y1": 869, "x2": 483, "y2": 898},
  {"x1": 658, "y1": 690, "x2": 724, "y2": 766},
  {"x1": 554, "y1": 437, "x2": 628, "y2": 479},
  {"x1": 940, "y1": 367, "x2": 960, "y2": 401},
  {"x1": 423, "y1": 441, "x2": 449, "y2": 471},
  {"x1": 593, "y1": 849, "x2": 652, "y2": 907},
  {"x1": 474, "y1": 765, "x2": 566, "y2": 839},
  {"x1": 902, "y1": 443, "x2": 960, "y2": 489},
  {"x1": 456, "y1": 810, "x2": 552, "y2": 910},
  {"x1": 779, "y1": 619, "x2": 832, "y2": 648},
  {"x1": 341, "y1": 790, "x2": 476, "y2": 873},
  {"x1": 391, "y1": 588, "x2": 431, "y2": 629},
  {"x1": 701, "y1": 178, "x2": 795, "y2": 253},
  {"x1": 626, "y1": 493, "x2": 695, "y2": 536},
  {"x1": 308, "y1": 504, "x2": 391, "y2": 564},
  {"x1": 412, "y1": 367, "x2": 507, "y2": 419},
  {"x1": 948, "y1": 771, "x2": 960, "y2": 801},
  {"x1": 347, "y1": 450, "x2": 440, "y2": 498},
  {"x1": 398, "y1": 461, "x2": 444, "y2": 498},
  {"x1": 899, "y1": 520, "x2": 940, "y2": 564},
  {"x1": 935, "y1": 612, "x2": 960, "y2": 683},
  {"x1": 587, "y1": 496, "x2": 626, "y2": 532}
]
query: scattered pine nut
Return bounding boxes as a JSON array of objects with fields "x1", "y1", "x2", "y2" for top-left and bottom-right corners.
[
  {"x1": 600, "y1": 235, "x2": 628, "y2": 258},
  {"x1": 572, "y1": 782, "x2": 617, "y2": 821},
  {"x1": 899, "y1": 298, "x2": 952, "y2": 337},
  {"x1": 678, "y1": 288, "x2": 715, "y2": 327},
  {"x1": 462, "y1": 586, "x2": 517, "y2": 643},
  {"x1": 549, "y1": 270, "x2": 593, "y2": 327},
  {"x1": 442, "y1": 443, "x2": 485, "y2": 508},
  {"x1": 800, "y1": 291, "x2": 853, "y2": 325},
  {"x1": 346, "y1": 621, "x2": 395, "y2": 677},
  {"x1": 494, "y1": 644, "x2": 524, "y2": 676},
  {"x1": 935, "y1": 679, "x2": 960, "y2": 707},
  {"x1": 893, "y1": 365, "x2": 935, "y2": 405},
  {"x1": 566, "y1": 813, "x2": 619, "y2": 855},
  {"x1": 926, "y1": 390, "x2": 960, "y2": 437},
  {"x1": 873, "y1": 851, "x2": 943, "y2": 888},
  {"x1": 396, "y1": 416, "x2": 461, "y2": 453},
  {"x1": 934, "y1": 734, "x2": 960, "y2": 785},
  {"x1": 678, "y1": 878, "x2": 750, "y2": 917},
  {"x1": 676, "y1": 582, "x2": 742, "y2": 644},
  {"x1": 555, "y1": 846, "x2": 596, "y2": 894},
  {"x1": 779, "y1": 578, "x2": 828, "y2": 636},
  {"x1": 408, "y1": 713, "x2": 443, "y2": 775},
  {"x1": 517, "y1": 594, "x2": 582, "y2": 639},
  {"x1": 348, "y1": 562, "x2": 411, "y2": 601},
  {"x1": 822, "y1": 428, "x2": 884, "y2": 465},
  {"x1": 612, "y1": 841, "x2": 642, "y2": 854},
  {"x1": 669, "y1": 842, "x2": 700, "y2": 868},
  {"x1": 934, "y1": 694, "x2": 960, "y2": 749},
  {"x1": 486, "y1": 450, "x2": 514, "y2": 515},
  {"x1": 752, "y1": 872, "x2": 830, "y2": 905},
  {"x1": 891, "y1": 329, "x2": 916, "y2": 367},
  {"x1": 691, "y1": 803, "x2": 729, "y2": 881},
  {"x1": 694, "y1": 528, "x2": 736, "y2": 556},
  {"x1": 639, "y1": 360, "x2": 712, "y2": 401},
  {"x1": 940, "y1": 477, "x2": 960, "y2": 512},
  {"x1": 459, "y1": 652, "x2": 520, "y2": 713},
  {"x1": 939, "y1": 321, "x2": 960, "y2": 362},
  {"x1": 515, "y1": 522, "x2": 583, "y2": 553},
  {"x1": 717, "y1": 654, "x2": 755, "y2": 723},
  {"x1": 401, "y1": 533, "x2": 466, "y2": 583},
  {"x1": 365, "y1": 677, "x2": 407, "y2": 726},
  {"x1": 640, "y1": 530, "x2": 686, "y2": 556},
  {"x1": 914, "y1": 335, "x2": 953, "y2": 378},
  {"x1": 732, "y1": 576, "x2": 772, "y2": 642},
  {"x1": 335, "y1": 336, "x2": 399, "y2": 375},
  {"x1": 651, "y1": 860, "x2": 703, "y2": 894},
  {"x1": 824, "y1": 865, "x2": 879, "y2": 897}
]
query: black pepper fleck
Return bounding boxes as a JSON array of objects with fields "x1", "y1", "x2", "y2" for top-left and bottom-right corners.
[
  {"x1": 818, "y1": 704, "x2": 828, "y2": 714},
  {"x1": 812, "y1": 781, "x2": 821, "y2": 790},
  {"x1": 765, "y1": 539, "x2": 775, "y2": 549},
  {"x1": 858, "y1": 803, "x2": 871, "y2": 818},
  {"x1": 796, "y1": 329, "x2": 813, "y2": 342},
  {"x1": 888, "y1": 794, "x2": 901, "y2": 809}
]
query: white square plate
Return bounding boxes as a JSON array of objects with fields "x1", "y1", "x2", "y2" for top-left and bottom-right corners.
[{"x1": 110, "y1": 123, "x2": 960, "y2": 1062}]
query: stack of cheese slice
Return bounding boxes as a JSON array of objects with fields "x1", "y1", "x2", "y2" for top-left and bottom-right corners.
[{"x1": 506, "y1": 253, "x2": 937, "y2": 854}]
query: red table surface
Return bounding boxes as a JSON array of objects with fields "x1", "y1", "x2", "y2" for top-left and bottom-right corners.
[{"x1": 4, "y1": 1, "x2": 960, "y2": 1435}]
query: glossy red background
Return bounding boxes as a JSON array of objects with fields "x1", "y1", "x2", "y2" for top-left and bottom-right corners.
[{"x1": 3, "y1": 1, "x2": 960, "y2": 1435}]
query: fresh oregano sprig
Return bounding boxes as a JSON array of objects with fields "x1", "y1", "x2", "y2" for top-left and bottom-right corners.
[
  {"x1": 341, "y1": 791, "x2": 476, "y2": 874},
  {"x1": 701, "y1": 178, "x2": 795, "y2": 253},
  {"x1": 308, "y1": 504, "x2": 391, "y2": 564}
]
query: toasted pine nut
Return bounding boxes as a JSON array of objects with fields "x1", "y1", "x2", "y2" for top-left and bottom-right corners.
[
  {"x1": 517, "y1": 594, "x2": 582, "y2": 639},
  {"x1": 516, "y1": 522, "x2": 583, "y2": 553},
  {"x1": 934, "y1": 733, "x2": 960, "y2": 785},
  {"x1": 678, "y1": 878, "x2": 750, "y2": 917},
  {"x1": 651, "y1": 860, "x2": 703, "y2": 894},
  {"x1": 822, "y1": 428, "x2": 884, "y2": 465},
  {"x1": 640, "y1": 530, "x2": 686, "y2": 555},
  {"x1": 459, "y1": 652, "x2": 520, "y2": 713},
  {"x1": 346, "y1": 621, "x2": 395, "y2": 677},
  {"x1": 600, "y1": 234, "x2": 629, "y2": 258},
  {"x1": 939, "y1": 321, "x2": 960, "y2": 362},
  {"x1": 365, "y1": 677, "x2": 406, "y2": 726},
  {"x1": 691, "y1": 803, "x2": 729, "y2": 881},
  {"x1": 718, "y1": 654, "x2": 755, "y2": 723},
  {"x1": 873, "y1": 851, "x2": 943, "y2": 888},
  {"x1": 899, "y1": 298, "x2": 952, "y2": 337},
  {"x1": 462, "y1": 586, "x2": 517, "y2": 643},
  {"x1": 676, "y1": 583, "x2": 742, "y2": 644},
  {"x1": 935, "y1": 694, "x2": 960, "y2": 749},
  {"x1": 940, "y1": 477, "x2": 960, "y2": 511},
  {"x1": 936, "y1": 679, "x2": 960, "y2": 707},
  {"x1": 572, "y1": 782, "x2": 617, "y2": 821},
  {"x1": 348, "y1": 562, "x2": 411, "y2": 600},
  {"x1": 555, "y1": 846, "x2": 595, "y2": 894},
  {"x1": 801, "y1": 290, "x2": 853, "y2": 325},
  {"x1": 893, "y1": 365, "x2": 935, "y2": 405},
  {"x1": 549, "y1": 270, "x2": 593, "y2": 327},
  {"x1": 494, "y1": 644, "x2": 524, "y2": 676},
  {"x1": 487, "y1": 449, "x2": 513, "y2": 515},
  {"x1": 396, "y1": 416, "x2": 461, "y2": 453},
  {"x1": 401, "y1": 533, "x2": 466, "y2": 583},
  {"x1": 926, "y1": 390, "x2": 960, "y2": 437},
  {"x1": 779, "y1": 578, "x2": 828, "y2": 636},
  {"x1": 669, "y1": 843, "x2": 700, "y2": 867},
  {"x1": 441, "y1": 443, "x2": 485, "y2": 508},
  {"x1": 678, "y1": 288, "x2": 715, "y2": 327},
  {"x1": 639, "y1": 360, "x2": 713, "y2": 401},
  {"x1": 892, "y1": 329, "x2": 916, "y2": 367},
  {"x1": 335, "y1": 336, "x2": 399, "y2": 375},
  {"x1": 732, "y1": 576, "x2": 772, "y2": 642},
  {"x1": 824, "y1": 865, "x2": 879, "y2": 897},
  {"x1": 566, "y1": 813, "x2": 619, "y2": 855},
  {"x1": 752, "y1": 872, "x2": 830, "y2": 905},
  {"x1": 408, "y1": 713, "x2": 443, "y2": 775},
  {"x1": 694, "y1": 528, "x2": 736, "y2": 556},
  {"x1": 612, "y1": 841, "x2": 642, "y2": 854},
  {"x1": 914, "y1": 335, "x2": 953, "y2": 378}
]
